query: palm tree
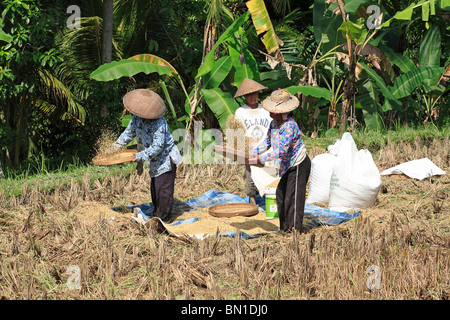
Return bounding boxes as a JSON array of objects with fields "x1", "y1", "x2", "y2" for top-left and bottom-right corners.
[{"x1": 0, "y1": 1, "x2": 87, "y2": 167}]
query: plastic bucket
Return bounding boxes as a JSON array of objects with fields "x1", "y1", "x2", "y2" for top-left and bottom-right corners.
[{"x1": 265, "y1": 186, "x2": 278, "y2": 218}]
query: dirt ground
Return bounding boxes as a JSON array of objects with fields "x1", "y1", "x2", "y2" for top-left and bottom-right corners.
[{"x1": 0, "y1": 138, "x2": 448, "y2": 300}]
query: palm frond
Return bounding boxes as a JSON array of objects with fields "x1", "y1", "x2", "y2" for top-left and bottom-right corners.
[
  {"x1": 55, "y1": 16, "x2": 122, "y2": 100},
  {"x1": 37, "y1": 68, "x2": 86, "y2": 124},
  {"x1": 114, "y1": 0, "x2": 182, "y2": 59}
]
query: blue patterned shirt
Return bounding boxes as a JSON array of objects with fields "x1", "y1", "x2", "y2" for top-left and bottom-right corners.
[
  {"x1": 251, "y1": 117, "x2": 305, "y2": 177},
  {"x1": 114, "y1": 115, "x2": 182, "y2": 178}
]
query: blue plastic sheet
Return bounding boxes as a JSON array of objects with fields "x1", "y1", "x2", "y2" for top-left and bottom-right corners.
[{"x1": 122, "y1": 190, "x2": 359, "y2": 239}]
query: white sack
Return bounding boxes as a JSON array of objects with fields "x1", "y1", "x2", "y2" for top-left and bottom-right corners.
[
  {"x1": 380, "y1": 158, "x2": 445, "y2": 180},
  {"x1": 327, "y1": 139, "x2": 342, "y2": 156},
  {"x1": 306, "y1": 153, "x2": 336, "y2": 204},
  {"x1": 251, "y1": 165, "x2": 278, "y2": 197},
  {"x1": 328, "y1": 133, "x2": 382, "y2": 213}
]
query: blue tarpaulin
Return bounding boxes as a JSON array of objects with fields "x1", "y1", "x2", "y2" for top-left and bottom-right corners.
[{"x1": 121, "y1": 190, "x2": 359, "y2": 239}]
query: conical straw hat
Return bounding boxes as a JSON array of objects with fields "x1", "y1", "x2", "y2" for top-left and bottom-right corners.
[
  {"x1": 234, "y1": 78, "x2": 267, "y2": 98},
  {"x1": 123, "y1": 89, "x2": 166, "y2": 119},
  {"x1": 261, "y1": 89, "x2": 299, "y2": 114}
]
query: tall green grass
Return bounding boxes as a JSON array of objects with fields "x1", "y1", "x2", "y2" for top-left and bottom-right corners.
[
  {"x1": 0, "y1": 159, "x2": 138, "y2": 198},
  {"x1": 304, "y1": 123, "x2": 450, "y2": 153}
]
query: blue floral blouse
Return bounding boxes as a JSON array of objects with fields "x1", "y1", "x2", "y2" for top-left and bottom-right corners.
[
  {"x1": 114, "y1": 115, "x2": 182, "y2": 178},
  {"x1": 251, "y1": 117, "x2": 305, "y2": 177}
]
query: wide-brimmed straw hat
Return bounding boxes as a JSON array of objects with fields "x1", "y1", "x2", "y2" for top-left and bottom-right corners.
[
  {"x1": 123, "y1": 89, "x2": 166, "y2": 119},
  {"x1": 261, "y1": 89, "x2": 299, "y2": 114},
  {"x1": 234, "y1": 78, "x2": 267, "y2": 98}
]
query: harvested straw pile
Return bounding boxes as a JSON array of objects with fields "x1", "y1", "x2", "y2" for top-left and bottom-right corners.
[{"x1": 224, "y1": 115, "x2": 250, "y2": 153}]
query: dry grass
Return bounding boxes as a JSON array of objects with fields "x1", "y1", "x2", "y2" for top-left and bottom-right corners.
[{"x1": 0, "y1": 138, "x2": 448, "y2": 300}]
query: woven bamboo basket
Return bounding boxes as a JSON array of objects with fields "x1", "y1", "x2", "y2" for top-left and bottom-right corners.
[
  {"x1": 208, "y1": 203, "x2": 259, "y2": 218},
  {"x1": 92, "y1": 149, "x2": 138, "y2": 166}
]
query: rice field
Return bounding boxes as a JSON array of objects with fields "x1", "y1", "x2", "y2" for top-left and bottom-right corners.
[{"x1": 0, "y1": 137, "x2": 448, "y2": 300}]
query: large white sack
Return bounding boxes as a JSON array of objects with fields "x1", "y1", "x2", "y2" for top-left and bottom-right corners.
[
  {"x1": 328, "y1": 133, "x2": 382, "y2": 213},
  {"x1": 306, "y1": 153, "x2": 337, "y2": 204}
]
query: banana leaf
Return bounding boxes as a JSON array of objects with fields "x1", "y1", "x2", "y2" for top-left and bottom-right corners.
[
  {"x1": 246, "y1": 0, "x2": 280, "y2": 54},
  {"x1": 313, "y1": 0, "x2": 346, "y2": 52},
  {"x1": 90, "y1": 59, "x2": 173, "y2": 81},
  {"x1": 390, "y1": 66, "x2": 445, "y2": 99},
  {"x1": 228, "y1": 34, "x2": 260, "y2": 87},
  {"x1": 338, "y1": 20, "x2": 364, "y2": 42},
  {"x1": 359, "y1": 61, "x2": 401, "y2": 111},
  {"x1": 129, "y1": 54, "x2": 179, "y2": 75},
  {"x1": 422, "y1": 0, "x2": 430, "y2": 21},
  {"x1": 380, "y1": 3, "x2": 415, "y2": 28},
  {"x1": 196, "y1": 11, "x2": 250, "y2": 80},
  {"x1": 440, "y1": 0, "x2": 450, "y2": 9},
  {"x1": 202, "y1": 56, "x2": 233, "y2": 89},
  {"x1": 380, "y1": 45, "x2": 416, "y2": 74},
  {"x1": 356, "y1": 78, "x2": 384, "y2": 131},
  {"x1": 419, "y1": 25, "x2": 441, "y2": 68},
  {"x1": 286, "y1": 86, "x2": 333, "y2": 101},
  {"x1": 201, "y1": 88, "x2": 239, "y2": 129}
]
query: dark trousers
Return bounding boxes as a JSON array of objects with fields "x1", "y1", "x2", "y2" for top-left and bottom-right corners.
[
  {"x1": 150, "y1": 161, "x2": 177, "y2": 222},
  {"x1": 276, "y1": 155, "x2": 311, "y2": 232},
  {"x1": 244, "y1": 164, "x2": 258, "y2": 197}
]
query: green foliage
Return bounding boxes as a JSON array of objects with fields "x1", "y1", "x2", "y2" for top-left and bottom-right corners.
[
  {"x1": 286, "y1": 85, "x2": 333, "y2": 100},
  {"x1": 202, "y1": 56, "x2": 233, "y2": 89},
  {"x1": 90, "y1": 59, "x2": 174, "y2": 81},
  {"x1": 196, "y1": 11, "x2": 251, "y2": 79},
  {"x1": 200, "y1": 88, "x2": 239, "y2": 129},
  {"x1": 0, "y1": 0, "x2": 448, "y2": 176}
]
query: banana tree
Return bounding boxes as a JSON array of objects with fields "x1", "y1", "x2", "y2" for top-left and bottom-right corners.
[
  {"x1": 314, "y1": 0, "x2": 448, "y2": 131},
  {"x1": 314, "y1": 0, "x2": 364, "y2": 133},
  {"x1": 395, "y1": 24, "x2": 446, "y2": 125}
]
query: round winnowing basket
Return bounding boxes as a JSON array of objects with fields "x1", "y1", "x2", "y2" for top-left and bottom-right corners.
[
  {"x1": 208, "y1": 203, "x2": 259, "y2": 218},
  {"x1": 92, "y1": 149, "x2": 138, "y2": 166}
]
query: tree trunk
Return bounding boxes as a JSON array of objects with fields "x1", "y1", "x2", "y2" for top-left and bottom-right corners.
[
  {"x1": 336, "y1": 0, "x2": 356, "y2": 135},
  {"x1": 0, "y1": 159, "x2": 4, "y2": 178},
  {"x1": 328, "y1": 102, "x2": 339, "y2": 129},
  {"x1": 101, "y1": 0, "x2": 113, "y2": 117},
  {"x1": 340, "y1": 65, "x2": 356, "y2": 134},
  {"x1": 102, "y1": 0, "x2": 113, "y2": 65}
]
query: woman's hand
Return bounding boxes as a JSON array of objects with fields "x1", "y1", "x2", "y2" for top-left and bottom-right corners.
[{"x1": 248, "y1": 154, "x2": 260, "y2": 165}]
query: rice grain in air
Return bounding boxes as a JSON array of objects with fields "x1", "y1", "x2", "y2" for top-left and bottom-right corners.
[{"x1": 95, "y1": 130, "x2": 121, "y2": 157}]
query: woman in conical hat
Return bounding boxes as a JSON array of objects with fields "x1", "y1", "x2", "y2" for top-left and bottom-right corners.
[
  {"x1": 233, "y1": 78, "x2": 271, "y2": 205},
  {"x1": 110, "y1": 89, "x2": 182, "y2": 223},
  {"x1": 250, "y1": 88, "x2": 311, "y2": 233}
]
